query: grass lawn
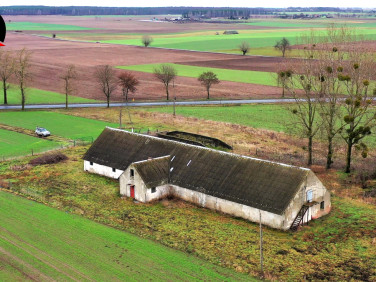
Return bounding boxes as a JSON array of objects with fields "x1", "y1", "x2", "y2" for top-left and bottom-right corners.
[
  {"x1": 0, "y1": 191, "x2": 251, "y2": 281},
  {"x1": 1, "y1": 83, "x2": 100, "y2": 105},
  {"x1": 142, "y1": 104, "x2": 376, "y2": 147},
  {"x1": 0, "y1": 129, "x2": 60, "y2": 157},
  {"x1": 0, "y1": 111, "x2": 118, "y2": 140},
  {"x1": 6, "y1": 21, "x2": 95, "y2": 31},
  {"x1": 144, "y1": 104, "x2": 289, "y2": 132},
  {"x1": 119, "y1": 63, "x2": 277, "y2": 86}
]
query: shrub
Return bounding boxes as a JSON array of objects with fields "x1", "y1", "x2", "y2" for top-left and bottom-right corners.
[{"x1": 29, "y1": 152, "x2": 68, "y2": 166}]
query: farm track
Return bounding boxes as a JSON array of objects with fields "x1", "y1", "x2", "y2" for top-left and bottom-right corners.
[{"x1": 0, "y1": 124, "x2": 71, "y2": 143}]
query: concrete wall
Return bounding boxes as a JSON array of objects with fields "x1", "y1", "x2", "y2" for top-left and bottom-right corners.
[
  {"x1": 84, "y1": 160, "x2": 123, "y2": 179},
  {"x1": 119, "y1": 165, "x2": 171, "y2": 202},
  {"x1": 282, "y1": 171, "x2": 331, "y2": 230},
  {"x1": 118, "y1": 166, "x2": 331, "y2": 231}
]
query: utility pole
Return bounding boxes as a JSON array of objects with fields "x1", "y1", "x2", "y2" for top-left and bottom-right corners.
[
  {"x1": 173, "y1": 78, "x2": 176, "y2": 117},
  {"x1": 259, "y1": 210, "x2": 264, "y2": 275}
]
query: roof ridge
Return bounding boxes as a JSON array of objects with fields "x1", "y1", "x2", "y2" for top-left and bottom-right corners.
[
  {"x1": 105, "y1": 127, "x2": 310, "y2": 172},
  {"x1": 132, "y1": 155, "x2": 171, "y2": 165}
]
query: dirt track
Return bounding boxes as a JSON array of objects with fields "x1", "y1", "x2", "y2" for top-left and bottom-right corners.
[{"x1": 3, "y1": 32, "x2": 289, "y2": 101}]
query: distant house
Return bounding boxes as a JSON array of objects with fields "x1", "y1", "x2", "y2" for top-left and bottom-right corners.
[{"x1": 84, "y1": 127, "x2": 331, "y2": 231}]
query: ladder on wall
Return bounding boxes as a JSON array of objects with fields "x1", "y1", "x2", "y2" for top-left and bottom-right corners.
[{"x1": 290, "y1": 205, "x2": 309, "y2": 231}]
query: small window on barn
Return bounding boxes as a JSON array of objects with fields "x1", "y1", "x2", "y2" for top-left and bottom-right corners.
[
  {"x1": 151, "y1": 187, "x2": 156, "y2": 193},
  {"x1": 90, "y1": 162, "x2": 93, "y2": 166},
  {"x1": 306, "y1": 190, "x2": 313, "y2": 202},
  {"x1": 130, "y1": 169, "x2": 134, "y2": 177},
  {"x1": 112, "y1": 168, "x2": 116, "y2": 172},
  {"x1": 320, "y1": 201, "x2": 325, "y2": 210}
]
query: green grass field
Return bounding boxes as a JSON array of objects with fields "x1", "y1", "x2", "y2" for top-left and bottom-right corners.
[
  {"x1": 119, "y1": 63, "x2": 277, "y2": 86},
  {"x1": 1, "y1": 83, "x2": 100, "y2": 105},
  {"x1": 145, "y1": 104, "x2": 288, "y2": 131},
  {"x1": 0, "y1": 111, "x2": 118, "y2": 140},
  {"x1": 143, "y1": 104, "x2": 376, "y2": 147},
  {"x1": 1, "y1": 146, "x2": 375, "y2": 280},
  {"x1": 0, "y1": 129, "x2": 60, "y2": 157},
  {"x1": 6, "y1": 21, "x2": 95, "y2": 31},
  {"x1": 0, "y1": 191, "x2": 251, "y2": 281}
]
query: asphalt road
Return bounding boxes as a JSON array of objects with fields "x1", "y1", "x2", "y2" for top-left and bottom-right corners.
[{"x1": 0, "y1": 99, "x2": 296, "y2": 110}]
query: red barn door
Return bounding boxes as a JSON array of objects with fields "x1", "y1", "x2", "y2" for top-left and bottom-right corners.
[{"x1": 130, "y1": 185, "x2": 135, "y2": 198}]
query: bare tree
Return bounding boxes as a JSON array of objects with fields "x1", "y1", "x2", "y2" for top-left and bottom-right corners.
[
  {"x1": 141, "y1": 35, "x2": 153, "y2": 47},
  {"x1": 14, "y1": 48, "x2": 32, "y2": 111},
  {"x1": 337, "y1": 46, "x2": 376, "y2": 173},
  {"x1": 118, "y1": 72, "x2": 139, "y2": 128},
  {"x1": 61, "y1": 64, "x2": 77, "y2": 109},
  {"x1": 238, "y1": 41, "x2": 250, "y2": 55},
  {"x1": 276, "y1": 69, "x2": 292, "y2": 98},
  {"x1": 95, "y1": 65, "x2": 117, "y2": 108},
  {"x1": 153, "y1": 64, "x2": 177, "y2": 100},
  {"x1": 315, "y1": 25, "x2": 348, "y2": 169},
  {"x1": 274, "y1": 37, "x2": 291, "y2": 57},
  {"x1": 284, "y1": 33, "x2": 322, "y2": 166},
  {"x1": 0, "y1": 50, "x2": 15, "y2": 105},
  {"x1": 118, "y1": 71, "x2": 139, "y2": 102},
  {"x1": 197, "y1": 71, "x2": 220, "y2": 99}
]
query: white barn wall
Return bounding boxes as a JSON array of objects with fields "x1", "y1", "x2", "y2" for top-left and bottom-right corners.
[
  {"x1": 84, "y1": 160, "x2": 124, "y2": 179},
  {"x1": 118, "y1": 164, "x2": 330, "y2": 230},
  {"x1": 282, "y1": 171, "x2": 331, "y2": 229},
  {"x1": 119, "y1": 169, "x2": 286, "y2": 229}
]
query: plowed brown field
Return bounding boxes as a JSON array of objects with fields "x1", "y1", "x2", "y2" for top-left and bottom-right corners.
[{"x1": 3, "y1": 15, "x2": 290, "y2": 101}]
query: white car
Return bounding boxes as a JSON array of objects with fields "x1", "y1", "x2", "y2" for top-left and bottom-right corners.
[{"x1": 35, "y1": 127, "x2": 50, "y2": 137}]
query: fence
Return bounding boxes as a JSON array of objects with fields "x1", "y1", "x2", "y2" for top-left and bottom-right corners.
[{"x1": 0, "y1": 136, "x2": 95, "y2": 162}]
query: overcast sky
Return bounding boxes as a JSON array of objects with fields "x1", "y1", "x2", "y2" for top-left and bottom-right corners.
[{"x1": 0, "y1": 1, "x2": 375, "y2": 9}]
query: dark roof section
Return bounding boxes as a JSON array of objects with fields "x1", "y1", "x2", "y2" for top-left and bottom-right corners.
[
  {"x1": 84, "y1": 127, "x2": 310, "y2": 215},
  {"x1": 132, "y1": 156, "x2": 170, "y2": 188}
]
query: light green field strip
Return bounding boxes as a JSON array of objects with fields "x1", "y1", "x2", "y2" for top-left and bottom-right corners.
[
  {"x1": 119, "y1": 63, "x2": 277, "y2": 86},
  {"x1": 102, "y1": 29, "x2": 306, "y2": 50},
  {"x1": 6, "y1": 21, "x2": 96, "y2": 31},
  {"x1": 100, "y1": 27, "x2": 376, "y2": 51},
  {"x1": 0, "y1": 191, "x2": 252, "y2": 281},
  {"x1": 0, "y1": 83, "x2": 100, "y2": 105},
  {"x1": 0, "y1": 129, "x2": 60, "y2": 157},
  {"x1": 242, "y1": 20, "x2": 328, "y2": 28},
  {"x1": 0, "y1": 111, "x2": 118, "y2": 140}
]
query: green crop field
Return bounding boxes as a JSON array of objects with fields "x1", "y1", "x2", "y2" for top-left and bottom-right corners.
[
  {"x1": 6, "y1": 21, "x2": 95, "y2": 31},
  {"x1": 1, "y1": 146, "x2": 376, "y2": 280},
  {"x1": 100, "y1": 26, "x2": 376, "y2": 52},
  {"x1": 0, "y1": 191, "x2": 251, "y2": 281},
  {"x1": 242, "y1": 20, "x2": 328, "y2": 28},
  {"x1": 1, "y1": 83, "x2": 100, "y2": 105},
  {"x1": 0, "y1": 111, "x2": 118, "y2": 140},
  {"x1": 49, "y1": 17, "x2": 376, "y2": 55},
  {"x1": 119, "y1": 63, "x2": 277, "y2": 86},
  {"x1": 0, "y1": 129, "x2": 60, "y2": 157}
]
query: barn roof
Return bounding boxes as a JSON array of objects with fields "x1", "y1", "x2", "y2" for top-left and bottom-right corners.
[
  {"x1": 84, "y1": 127, "x2": 310, "y2": 215},
  {"x1": 132, "y1": 156, "x2": 170, "y2": 188}
]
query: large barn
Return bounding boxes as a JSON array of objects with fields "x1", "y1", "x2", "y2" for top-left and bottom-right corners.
[{"x1": 84, "y1": 127, "x2": 331, "y2": 230}]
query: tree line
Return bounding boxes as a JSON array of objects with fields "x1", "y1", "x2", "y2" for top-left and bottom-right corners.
[
  {"x1": 278, "y1": 25, "x2": 376, "y2": 173},
  {"x1": 0, "y1": 6, "x2": 366, "y2": 17}
]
